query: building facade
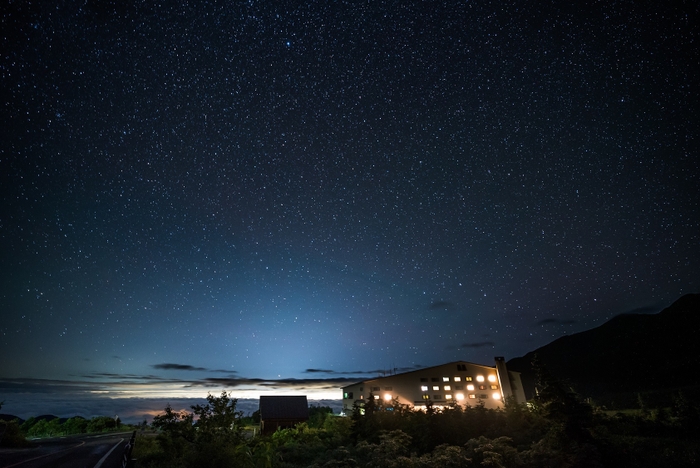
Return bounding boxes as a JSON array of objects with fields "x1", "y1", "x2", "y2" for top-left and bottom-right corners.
[{"x1": 341, "y1": 357, "x2": 526, "y2": 414}]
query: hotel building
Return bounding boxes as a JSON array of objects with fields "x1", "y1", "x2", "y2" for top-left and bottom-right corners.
[{"x1": 341, "y1": 357, "x2": 526, "y2": 413}]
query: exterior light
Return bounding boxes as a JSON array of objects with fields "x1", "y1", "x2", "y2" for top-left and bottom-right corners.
[
  {"x1": 467, "y1": 384, "x2": 475, "y2": 391},
  {"x1": 384, "y1": 394, "x2": 392, "y2": 401},
  {"x1": 492, "y1": 392, "x2": 501, "y2": 400}
]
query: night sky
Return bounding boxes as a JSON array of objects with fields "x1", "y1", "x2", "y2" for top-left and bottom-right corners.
[{"x1": 1, "y1": 1, "x2": 698, "y2": 421}]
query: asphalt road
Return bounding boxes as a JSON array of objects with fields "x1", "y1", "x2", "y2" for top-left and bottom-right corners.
[{"x1": 0, "y1": 432, "x2": 133, "y2": 468}]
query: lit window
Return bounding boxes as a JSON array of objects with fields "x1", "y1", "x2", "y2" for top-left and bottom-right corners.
[
  {"x1": 445, "y1": 394, "x2": 452, "y2": 400},
  {"x1": 443, "y1": 377, "x2": 450, "y2": 382},
  {"x1": 456, "y1": 393, "x2": 465, "y2": 400},
  {"x1": 492, "y1": 392, "x2": 501, "y2": 400},
  {"x1": 384, "y1": 394, "x2": 392, "y2": 401},
  {"x1": 444, "y1": 385, "x2": 451, "y2": 391},
  {"x1": 491, "y1": 385, "x2": 499, "y2": 390},
  {"x1": 488, "y1": 375, "x2": 497, "y2": 383},
  {"x1": 479, "y1": 385, "x2": 487, "y2": 390},
  {"x1": 476, "y1": 375, "x2": 485, "y2": 382},
  {"x1": 433, "y1": 386, "x2": 440, "y2": 391},
  {"x1": 422, "y1": 394, "x2": 430, "y2": 400},
  {"x1": 421, "y1": 385, "x2": 428, "y2": 391},
  {"x1": 373, "y1": 395, "x2": 380, "y2": 399},
  {"x1": 467, "y1": 384, "x2": 475, "y2": 391},
  {"x1": 469, "y1": 394, "x2": 476, "y2": 399},
  {"x1": 360, "y1": 395, "x2": 364, "y2": 400},
  {"x1": 465, "y1": 376, "x2": 473, "y2": 381},
  {"x1": 344, "y1": 392, "x2": 353, "y2": 399},
  {"x1": 454, "y1": 376, "x2": 461, "y2": 382}
]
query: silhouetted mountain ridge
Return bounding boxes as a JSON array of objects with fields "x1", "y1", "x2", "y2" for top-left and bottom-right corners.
[{"x1": 507, "y1": 293, "x2": 700, "y2": 406}]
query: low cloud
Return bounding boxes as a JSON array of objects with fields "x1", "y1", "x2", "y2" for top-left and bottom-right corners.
[
  {"x1": 536, "y1": 318, "x2": 577, "y2": 326},
  {"x1": 459, "y1": 341, "x2": 495, "y2": 349},
  {"x1": 304, "y1": 365, "x2": 423, "y2": 376},
  {"x1": 152, "y1": 363, "x2": 208, "y2": 371},
  {"x1": 429, "y1": 301, "x2": 452, "y2": 310},
  {"x1": 622, "y1": 305, "x2": 660, "y2": 315}
]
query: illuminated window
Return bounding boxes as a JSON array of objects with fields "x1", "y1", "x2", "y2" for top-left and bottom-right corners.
[
  {"x1": 490, "y1": 385, "x2": 499, "y2": 390},
  {"x1": 422, "y1": 394, "x2": 430, "y2": 400},
  {"x1": 373, "y1": 395, "x2": 380, "y2": 399},
  {"x1": 421, "y1": 385, "x2": 428, "y2": 391},
  {"x1": 454, "y1": 376, "x2": 461, "y2": 382},
  {"x1": 444, "y1": 385, "x2": 451, "y2": 391},
  {"x1": 492, "y1": 392, "x2": 501, "y2": 400},
  {"x1": 384, "y1": 394, "x2": 392, "y2": 401},
  {"x1": 445, "y1": 394, "x2": 452, "y2": 400},
  {"x1": 469, "y1": 394, "x2": 476, "y2": 399},
  {"x1": 467, "y1": 384, "x2": 475, "y2": 391},
  {"x1": 456, "y1": 393, "x2": 465, "y2": 400},
  {"x1": 479, "y1": 385, "x2": 487, "y2": 390},
  {"x1": 344, "y1": 392, "x2": 353, "y2": 399},
  {"x1": 433, "y1": 386, "x2": 440, "y2": 391},
  {"x1": 360, "y1": 395, "x2": 364, "y2": 400},
  {"x1": 488, "y1": 375, "x2": 497, "y2": 383},
  {"x1": 465, "y1": 376, "x2": 473, "y2": 381},
  {"x1": 476, "y1": 375, "x2": 485, "y2": 382},
  {"x1": 443, "y1": 377, "x2": 450, "y2": 382}
]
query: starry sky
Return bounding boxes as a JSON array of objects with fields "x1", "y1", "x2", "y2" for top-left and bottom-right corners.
[{"x1": 1, "y1": 0, "x2": 698, "y2": 421}]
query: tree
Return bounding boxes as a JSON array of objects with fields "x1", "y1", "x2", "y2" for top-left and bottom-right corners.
[{"x1": 191, "y1": 391, "x2": 243, "y2": 442}]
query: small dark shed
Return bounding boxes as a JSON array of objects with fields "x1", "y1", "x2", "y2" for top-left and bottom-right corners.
[{"x1": 259, "y1": 395, "x2": 309, "y2": 435}]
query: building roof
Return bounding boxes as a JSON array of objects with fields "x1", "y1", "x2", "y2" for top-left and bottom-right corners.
[
  {"x1": 342, "y1": 359, "x2": 518, "y2": 388},
  {"x1": 259, "y1": 395, "x2": 309, "y2": 420}
]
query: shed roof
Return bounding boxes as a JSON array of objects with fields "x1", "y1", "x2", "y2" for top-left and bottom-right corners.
[{"x1": 259, "y1": 395, "x2": 309, "y2": 420}]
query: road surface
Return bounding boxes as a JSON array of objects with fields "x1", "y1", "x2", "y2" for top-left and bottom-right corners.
[{"x1": 0, "y1": 432, "x2": 133, "y2": 468}]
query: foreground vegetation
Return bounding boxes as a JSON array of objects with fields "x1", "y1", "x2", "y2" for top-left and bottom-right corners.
[{"x1": 131, "y1": 368, "x2": 700, "y2": 468}]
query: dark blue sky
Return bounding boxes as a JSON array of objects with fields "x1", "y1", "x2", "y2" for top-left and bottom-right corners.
[{"x1": 1, "y1": 0, "x2": 698, "y2": 421}]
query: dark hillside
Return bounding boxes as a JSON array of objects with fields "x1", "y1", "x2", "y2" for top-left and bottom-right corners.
[{"x1": 508, "y1": 294, "x2": 700, "y2": 407}]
